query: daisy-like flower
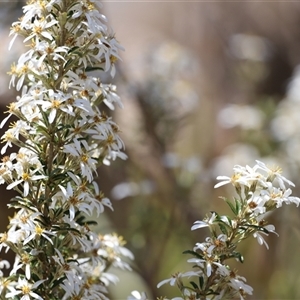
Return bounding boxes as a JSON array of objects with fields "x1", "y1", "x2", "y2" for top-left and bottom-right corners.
[
  {"x1": 52, "y1": 248, "x2": 80, "y2": 276},
  {"x1": 61, "y1": 215, "x2": 93, "y2": 252},
  {"x1": 10, "y1": 254, "x2": 32, "y2": 280},
  {"x1": 214, "y1": 172, "x2": 248, "y2": 189},
  {"x1": 261, "y1": 183, "x2": 300, "y2": 209},
  {"x1": 252, "y1": 223, "x2": 278, "y2": 249},
  {"x1": 255, "y1": 160, "x2": 295, "y2": 189},
  {"x1": 157, "y1": 271, "x2": 201, "y2": 289},
  {"x1": 63, "y1": 138, "x2": 98, "y2": 182},
  {"x1": 35, "y1": 41, "x2": 68, "y2": 68},
  {"x1": 8, "y1": 62, "x2": 33, "y2": 92},
  {"x1": 34, "y1": 89, "x2": 71, "y2": 124},
  {"x1": 54, "y1": 182, "x2": 92, "y2": 221},
  {"x1": 1, "y1": 120, "x2": 33, "y2": 154},
  {"x1": 23, "y1": 18, "x2": 58, "y2": 44},
  {"x1": 71, "y1": 0, "x2": 107, "y2": 33},
  {"x1": 228, "y1": 272, "x2": 253, "y2": 298},
  {"x1": 60, "y1": 271, "x2": 84, "y2": 300},
  {"x1": 85, "y1": 181, "x2": 113, "y2": 216},
  {"x1": 246, "y1": 192, "x2": 266, "y2": 216},
  {"x1": 0, "y1": 130, "x2": 16, "y2": 155},
  {"x1": 5, "y1": 278, "x2": 45, "y2": 300},
  {"x1": 187, "y1": 254, "x2": 224, "y2": 278},
  {"x1": 0, "y1": 102, "x2": 20, "y2": 128},
  {"x1": 202, "y1": 262, "x2": 254, "y2": 300},
  {"x1": 101, "y1": 83, "x2": 124, "y2": 110},
  {"x1": 23, "y1": 224, "x2": 55, "y2": 245},
  {"x1": 6, "y1": 168, "x2": 46, "y2": 197},
  {"x1": 98, "y1": 234, "x2": 134, "y2": 271},
  {"x1": 191, "y1": 212, "x2": 217, "y2": 230}
]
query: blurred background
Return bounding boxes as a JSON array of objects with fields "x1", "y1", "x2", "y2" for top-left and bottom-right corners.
[{"x1": 1, "y1": 1, "x2": 300, "y2": 299}]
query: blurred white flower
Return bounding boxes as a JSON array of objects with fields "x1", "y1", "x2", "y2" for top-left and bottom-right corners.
[
  {"x1": 229, "y1": 33, "x2": 271, "y2": 62},
  {"x1": 128, "y1": 291, "x2": 148, "y2": 300},
  {"x1": 211, "y1": 143, "x2": 260, "y2": 179},
  {"x1": 218, "y1": 104, "x2": 264, "y2": 130}
]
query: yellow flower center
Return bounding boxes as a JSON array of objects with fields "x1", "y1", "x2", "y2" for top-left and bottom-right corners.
[
  {"x1": 51, "y1": 99, "x2": 61, "y2": 109},
  {"x1": 22, "y1": 285, "x2": 31, "y2": 295},
  {"x1": 35, "y1": 226, "x2": 44, "y2": 236},
  {"x1": 22, "y1": 173, "x2": 30, "y2": 181}
]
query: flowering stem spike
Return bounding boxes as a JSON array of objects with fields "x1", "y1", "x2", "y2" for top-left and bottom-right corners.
[{"x1": 0, "y1": 1, "x2": 132, "y2": 299}]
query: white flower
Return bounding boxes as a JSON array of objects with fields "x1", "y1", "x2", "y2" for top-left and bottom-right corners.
[
  {"x1": 215, "y1": 265, "x2": 253, "y2": 298},
  {"x1": 157, "y1": 271, "x2": 200, "y2": 288},
  {"x1": 128, "y1": 291, "x2": 148, "y2": 300},
  {"x1": 218, "y1": 104, "x2": 263, "y2": 130},
  {"x1": 228, "y1": 277, "x2": 253, "y2": 298},
  {"x1": 214, "y1": 173, "x2": 247, "y2": 189},
  {"x1": 23, "y1": 224, "x2": 55, "y2": 245},
  {"x1": 52, "y1": 248, "x2": 80, "y2": 275},
  {"x1": 63, "y1": 138, "x2": 97, "y2": 182},
  {"x1": 54, "y1": 182, "x2": 92, "y2": 221},
  {"x1": 261, "y1": 184, "x2": 300, "y2": 208},
  {"x1": 86, "y1": 181, "x2": 113, "y2": 216},
  {"x1": 255, "y1": 160, "x2": 295, "y2": 189},
  {"x1": 99, "y1": 233, "x2": 134, "y2": 271},
  {"x1": 61, "y1": 272, "x2": 82, "y2": 300},
  {"x1": 35, "y1": 41, "x2": 68, "y2": 68},
  {"x1": 247, "y1": 192, "x2": 266, "y2": 215},
  {"x1": 5, "y1": 278, "x2": 45, "y2": 300},
  {"x1": 0, "y1": 259, "x2": 10, "y2": 277},
  {"x1": 7, "y1": 168, "x2": 47, "y2": 197},
  {"x1": 71, "y1": 1, "x2": 107, "y2": 33},
  {"x1": 191, "y1": 212, "x2": 217, "y2": 230},
  {"x1": 253, "y1": 224, "x2": 278, "y2": 249},
  {"x1": 187, "y1": 257, "x2": 223, "y2": 278},
  {"x1": 61, "y1": 216, "x2": 92, "y2": 252},
  {"x1": 23, "y1": 18, "x2": 58, "y2": 43},
  {"x1": 1, "y1": 129, "x2": 17, "y2": 155}
]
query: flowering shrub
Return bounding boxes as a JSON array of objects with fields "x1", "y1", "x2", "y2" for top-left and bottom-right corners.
[
  {"x1": 155, "y1": 161, "x2": 300, "y2": 300},
  {"x1": 0, "y1": 0, "x2": 133, "y2": 299}
]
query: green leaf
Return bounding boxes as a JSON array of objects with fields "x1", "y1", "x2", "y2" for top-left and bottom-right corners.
[
  {"x1": 224, "y1": 197, "x2": 238, "y2": 215},
  {"x1": 68, "y1": 1, "x2": 80, "y2": 10},
  {"x1": 68, "y1": 46, "x2": 80, "y2": 54},
  {"x1": 199, "y1": 276, "x2": 204, "y2": 289},
  {"x1": 35, "y1": 216, "x2": 50, "y2": 227},
  {"x1": 189, "y1": 281, "x2": 199, "y2": 290},
  {"x1": 241, "y1": 224, "x2": 269, "y2": 234},
  {"x1": 234, "y1": 197, "x2": 241, "y2": 215},
  {"x1": 64, "y1": 58, "x2": 75, "y2": 70},
  {"x1": 53, "y1": 226, "x2": 80, "y2": 234},
  {"x1": 207, "y1": 290, "x2": 220, "y2": 296},
  {"x1": 8, "y1": 199, "x2": 36, "y2": 211},
  {"x1": 50, "y1": 169, "x2": 68, "y2": 182},
  {"x1": 183, "y1": 250, "x2": 203, "y2": 259},
  {"x1": 232, "y1": 251, "x2": 244, "y2": 263},
  {"x1": 218, "y1": 222, "x2": 228, "y2": 235},
  {"x1": 52, "y1": 3, "x2": 61, "y2": 11},
  {"x1": 85, "y1": 66, "x2": 104, "y2": 72},
  {"x1": 52, "y1": 277, "x2": 65, "y2": 288}
]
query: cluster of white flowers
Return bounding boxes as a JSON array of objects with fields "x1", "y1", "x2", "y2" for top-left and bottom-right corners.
[
  {"x1": 0, "y1": 0, "x2": 132, "y2": 299},
  {"x1": 215, "y1": 160, "x2": 299, "y2": 210},
  {"x1": 155, "y1": 161, "x2": 300, "y2": 300}
]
